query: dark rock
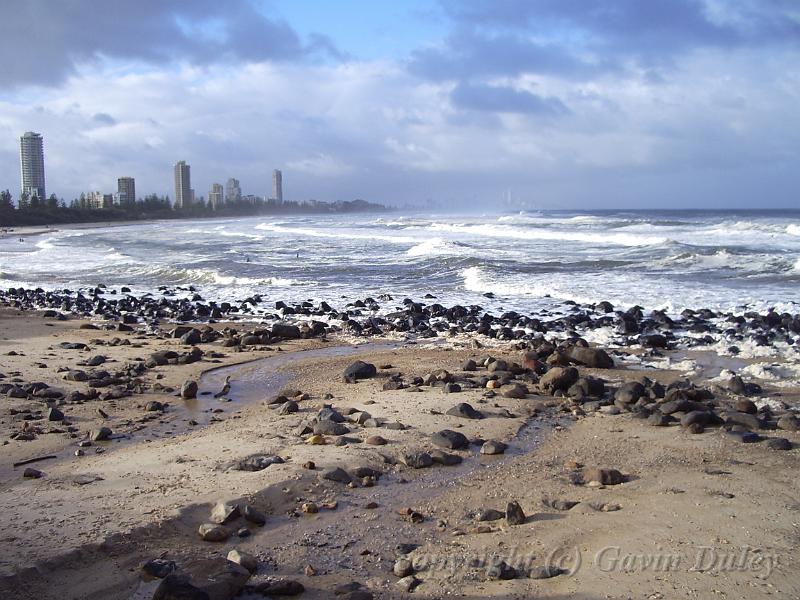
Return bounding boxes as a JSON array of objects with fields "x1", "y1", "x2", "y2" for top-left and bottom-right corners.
[
  {"x1": 486, "y1": 560, "x2": 517, "y2": 580},
  {"x1": 322, "y1": 467, "x2": 352, "y2": 484},
  {"x1": 580, "y1": 467, "x2": 624, "y2": 485},
  {"x1": 461, "y1": 359, "x2": 477, "y2": 371},
  {"x1": 181, "y1": 380, "x2": 198, "y2": 400},
  {"x1": 242, "y1": 504, "x2": 267, "y2": 525},
  {"x1": 313, "y1": 420, "x2": 350, "y2": 436},
  {"x1": 210, "y1": 501, "x2": 240, "y2": 525},
  {"x1": 277, "y1": 401, "x2": 299, "y2": 415},
  {"x1": 443, "y1": 382, "x2": 461, "y2": 393},
  {"x1": 23, "y1": 467, "x2": 44, "y2": 478},
  {"x1": 47, "y1": 407, "x2": 65, "y2": 421},
  {"x1": 431, "y1": 429, "x2": 469, "y2": 450},
  {"x1": 528, "y1": 565, "x2": 565, "y2": 579},
  {"x1": 734, "y1": 398, "x2": 757, "y2": 414},
  {"x1": 539, "y1": 367, "x2": 579, "y2": 393},
  {"x1": 403, "y1": 451, "x2": 433, "y2": 469},
  {"x1": 445, "y1": 402, "x2": 483, "y2": 419},
  {"x1": 145, "y1": 400, "x2": 164, "y2": 412},
  {"x1": 766, "y1": 437, "x2": 792, "y2": 450},
  {"x1": 680, "y1": 410, "x2": 712, "y2": 428},
  {"x1": 90, "y1": 426, "x2": 112, "y2": 441},
  {"x1": 505, "y1": 501, "x2": 526, "y2": 525},
  {"x1": 143, "y1": 558, "x2": 177, "y2": 579},
  {"x1": 480, "y1": 440, "x2": 507, "y2": 455},
  {"x1": 500, "y1": 383, "x2": 528, "y2": 399},
  {"x1": 723, "y1": 411, "x2": 761, "y2": 431},
  {"x1": 235, "y1": 454, "x2": 284, "y2": 472},
  {"x1": 272, "y1": 323, "x2": 302, "y2": 340},
  {"x1": 615, "y1": 382, "x2": 645, "y2": 404},
  {"x1": 252, "y1": 579, "x2": 305, "y2": 596},
  {"x1": 777, "y1": 414, "x2": 800, "y2": 432},
  {"x1": 153, "y1": 574, "x2": 210, "y2": 600},
  {"x1": 197, "y1": 523, "x2": 230, "y2": 542},
  {"x1": 477, "y1": 508, "x2": 505, "y2": 522},
  {"x1": 343, "y1": 361, "x2": 377, "y2": 380},
  {"x1": 566, "y1": 346, "x2": 614, "y2": 369},
  {"x1": 429, "y1": 449, "x2": 463, "y2": 466}
]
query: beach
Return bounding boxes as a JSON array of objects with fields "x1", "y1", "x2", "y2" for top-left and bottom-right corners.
[{"x1": 0, "y1": 287, "x2": 798, "y2": 600}]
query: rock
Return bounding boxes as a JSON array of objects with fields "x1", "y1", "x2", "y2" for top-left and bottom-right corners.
[
  {"x1": 477, "y1": 508, "x2": 505, "y2": 521},
  {"x1": 211, "y1": 501, "x2": 240, "y2": 524},
  {"x1": 153, "y1": 574, "x2": 210, "y2": 600},
  {"x1": 393, "y1": 558, "x2": 414, "y2": 578},
  {"x1": 766, "y1": 437, "x2": 792, "y2": 450},
  {"x1": 322, "y1": 467, "x2": 352, "y2": 484},
  {"x1": 142, "y1": 558, "x2": 177, "y2": 579},
  {"x1": 343, "y1": 361, "x2": 377, "y2": 380},
  {"x1": 227, "y1": 549, "x2": 258, "y2": 573},
  {"x1": 145, "y1": 400, "x2": 164, "y2": 412},
  {"x1": 735, "y1": 398, "x2": 757, "y2": 414},
  {"x1": 528, "y1": 565, "x2": 565, "y2": 579},
  {"x1": 480, "y1": 440, "x2": 507, "y2": 455},
  {"x1": 566, "y1": 346, "x2": 614, "y2": 369},
  {"x1": 443, "y1": 382, "x2": 461, "y2": 393},
  {"x1": 505, "y1": 501, "x2": 526, "y2": 525},
  {"x1": 680, "y1": 410, "x2": 712, "y2": 428},
  {"x1": 403, "y1": 451, "x2": 433, "y2": 469},
  {"x1": 47, "y1": 407, "x2": 65, "y2": 421},
  {"x1": 89, "y1": 426, "x2": 112, "y2": 441},
  {"x1": 23, "y1": 467, "x2": 44, "y2": 478},
  {"x1": 487, "y1": 560, "x2": 518, "y2": 580},
  {"x1": 181, "y1": 380, "x2": 198, "y2": 399},
  {"x1": 445, "y1": 402, "x2": 483, "y2": 419},
  {"x1": 235, "y1": 454, "x2": 284, "y2": 472},
  {"x1": 365, "y1": 435, "x2": 387, "y2": 446},
  {"x1": 500, "y1": 383, "x2": 528, "y2": 399},
  {"x1": 272, "y1": 323, "x2": 302, "y2": 340},
  {"x1": 723, "y1": 411, "x2": 761, "y2": 431},
  {"x1": 648, "y1": 413, "x2": 671, "y2": 426},
  {"x1": 429, "y1": 449, "x2": 462, "y2": 466},
  {"x1": 252, "y1": 579, "x2": 305, "y2": 596},
  {"x1": 581, "y1": 467, "x2": 624, "y2": 485},
  {"x1": 461, "y1": 359, "x2": 477, "y2": 371},
  {"x1": 242, "y1": 504, "x2": 267, "y2": 525},
  {"x1": 777, "y1": 414, "x2": 800, "y2": 432},
  {"x1": 615, "y1": 381, "x2": 645, "y2": 404},
  {"x1": 313, "y1": 420, "x2": 350, "y2": 436},
  {"x1": 539, "y1": 367, "x2": 579, "y2": 393},
  {"x1": 726, "y1": 430, "x2": 761, "y2": 443},
  {"x1": 431, "y1": 429, "x2": 469, "y2": 450},
  {"x1": 301, "y1": 502, "x2": 319, "y2": 514},
  {"x1": 541, "y1": 497, "x2": 579, "y2": 511},
  {"x1": 395, "y1": 575, "x2": 420, "y2": 592},
  {"x1": 277, "y1": 400, "x2": 298, "y2": 415},
  {"x1": 197, "y1": 523, "x2": 230, "y2": 542},
  {"x1": 306, "y1": 434, "x2": 326, "y2": 445}
]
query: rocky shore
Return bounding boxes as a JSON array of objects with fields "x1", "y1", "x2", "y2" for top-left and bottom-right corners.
[{"x1": 0, "y1": 285, "x2": 798, "y2": 599}]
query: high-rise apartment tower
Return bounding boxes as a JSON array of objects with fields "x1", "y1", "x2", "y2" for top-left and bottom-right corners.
[
  {"x1": 174, "y1": 161, "x2": 191, "y2": 208},
  {"x1": 20, "y1": 131, "x2": 46, "y2": 200}
]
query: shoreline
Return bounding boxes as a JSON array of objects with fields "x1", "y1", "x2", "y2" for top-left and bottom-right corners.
[{"x1": 0, "y1": 292, "x2": 798, "y2": 599}]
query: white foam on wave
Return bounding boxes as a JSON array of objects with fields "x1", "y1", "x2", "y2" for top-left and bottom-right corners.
[
  {"x1": 406, "y1": 238, "x2": 466, "y2": 257},
  {"x1": 787, "y1": 224, "x2": 800, "y2": 236},
  {"x1": 256, "y1": 222, "x2": 417, "y2": 244},
  {"x1": 461, "y1": 266, "x2": 592, "y2": 304},
  {"x1": 431, "y1": 222, "x2": 667, "y2": 247},
  {"x1": 739, "y1": 362, "x2": 800, "y2": 387},
  {"x1": 218, "y1": 230, "x2": 262, "y2": 240}
]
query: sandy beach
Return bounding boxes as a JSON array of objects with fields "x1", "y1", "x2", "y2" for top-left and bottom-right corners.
[{"x1": 0, "y1": 301, "x2": 798, "y2": 600}]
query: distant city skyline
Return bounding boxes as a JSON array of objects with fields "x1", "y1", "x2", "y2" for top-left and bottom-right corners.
[{"x1": 1, "y1": 2, "x2": 798, "y2": 208}]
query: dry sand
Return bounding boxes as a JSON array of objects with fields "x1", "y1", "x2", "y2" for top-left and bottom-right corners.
[{"x1": 0, "y1": 308, "x2": 798, "y2": 599}]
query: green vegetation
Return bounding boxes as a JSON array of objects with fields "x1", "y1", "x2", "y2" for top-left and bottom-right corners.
[{"x1": 0, "y1": 190, "x2": 387, "y2": 226}]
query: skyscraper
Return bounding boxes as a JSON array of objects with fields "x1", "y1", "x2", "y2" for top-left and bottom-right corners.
[
  {"x1": 174, "y1": 160, "x2": 191, "y2": 209},
  {"x1": 225, "y1": 178, "x2": 241, "y2": 204},
  {"x1": 117, "y1": 177, "x2": 136, "y2": 206},
  {"x1": 209, "y1": 183, "x2": 224, "y2": 210},
  {"x1": 20, "y1": 131, "x2": 46, "y2": 201},
  {"x1": 272, "y1": 169, "x2": 283, "y2": 204}
]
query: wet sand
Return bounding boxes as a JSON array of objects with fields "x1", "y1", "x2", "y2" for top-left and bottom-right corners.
[{"x1": 0, "y1": 308, "x2": 798, "y2": 600}]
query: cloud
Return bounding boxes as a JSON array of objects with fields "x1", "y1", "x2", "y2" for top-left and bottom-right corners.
[
  {"x1": 450, "y1": 82, "x2": 569, "y2": 115},
  {"x1": 92, "y1": 113, "x2": 117, "y2": 126},
  {"x1": 0, "y1": 0, "x2": 342, "y2": 87}
]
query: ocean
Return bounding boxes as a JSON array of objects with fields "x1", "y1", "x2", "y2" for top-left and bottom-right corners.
[{"x1": 2, "y1": 210, "x2": 799, "y2": 317}]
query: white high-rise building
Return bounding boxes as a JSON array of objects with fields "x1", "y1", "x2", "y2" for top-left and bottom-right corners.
[
  {"x1": 209, "y1": 183, "x2": 224, "y2": 210},
  {"x1": 272, "y1": 169, "x2": 283, "y2": 204},
  {"x1": 225, "y1": 177, "x2": 241, "y2": 204},
  {"x1": 20, "y1": 131, "x2": 46, "y2": 201},
  {"x1": 117, "y1": 177, "x2": 136, "y2": 206},
  {"x1": 174, "y1": 160, "x2": 191, "y2": 208}
]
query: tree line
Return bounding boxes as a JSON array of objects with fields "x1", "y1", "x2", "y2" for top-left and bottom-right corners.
[{"x1": 0, "y1": 190, "x2": 387, "y2": 226}]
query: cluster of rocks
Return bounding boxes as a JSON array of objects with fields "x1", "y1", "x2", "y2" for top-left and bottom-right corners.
[{"x1": 5, "y1": 286, "x2": 800, "y2": 356}]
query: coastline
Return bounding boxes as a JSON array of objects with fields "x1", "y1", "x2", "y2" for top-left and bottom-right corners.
[{"x1": 0, "y1": 292, "x2": 797, "y2": 599}]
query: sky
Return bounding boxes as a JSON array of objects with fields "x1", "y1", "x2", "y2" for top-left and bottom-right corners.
[{"x1": 0, "y1": 0, "x2": 798, "y2": 209}]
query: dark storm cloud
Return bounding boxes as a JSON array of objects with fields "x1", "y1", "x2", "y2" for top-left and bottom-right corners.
[
  {"x1": 409, "y1": 29, "x2": 613, "y2": 81},
  {"x1": 412, "y1": 0, "x2": 800, "y2": 81},
  {"x1": 0, "y1": 0, "x2": 340, "y2": 87},
  {"x1": 92, "y1": 113, "x2": 117, "y2": 126},
  {"x1": 450, "y1": 82, "x2": 569, "y2": 116}
]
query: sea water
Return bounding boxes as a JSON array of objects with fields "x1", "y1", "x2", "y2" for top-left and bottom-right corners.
[{"x1": 1, "y1": 209, "x2": 799, "y2": 317}]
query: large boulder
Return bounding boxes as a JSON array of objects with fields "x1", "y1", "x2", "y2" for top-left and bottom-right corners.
[
  {"x1": 271, "y1": 323, "x2": 302, "y2": 340},
  {"x1": 431, "y1": 429, "x2": 469, "y2": 450},
  {"x1": 539, "y1": 367, "x2": 579, "y2": 393},
  {"x1": 343, "y1": 361, "x2": 377, "y2": 380},
  {"x1": 445, "y1": 403, "x2": 483, "y2": 419},
  {"x1": 565, "y1": 346, "x2": 614, "y2": 369}
]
